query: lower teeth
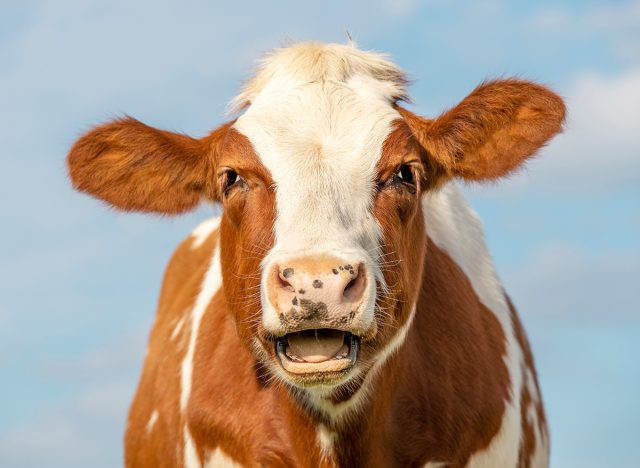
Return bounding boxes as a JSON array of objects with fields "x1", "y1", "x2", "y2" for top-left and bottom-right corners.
[{"x1": 284, "y1": 344, "x2": 350, "y2": 362}]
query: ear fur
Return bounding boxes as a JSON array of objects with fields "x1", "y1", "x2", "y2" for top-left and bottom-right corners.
[
  {"x1": 67, "y1": 118, "x2": 232, "y2": 214},
  {"x1": 398, "y1": 79, "x2": 566, "y2": 181}
]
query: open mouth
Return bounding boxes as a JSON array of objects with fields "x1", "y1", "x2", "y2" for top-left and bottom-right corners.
[{"x1": 276, "y1": 329, "x2": 360, "y2": 375}]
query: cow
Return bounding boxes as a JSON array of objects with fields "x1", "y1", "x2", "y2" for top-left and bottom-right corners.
[{"x1": 67, "y1": 42, "x2": 565, "y2": 467}]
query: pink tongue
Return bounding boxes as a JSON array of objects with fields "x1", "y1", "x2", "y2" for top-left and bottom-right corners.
[{"x1": 287, "y1": 330, "x2": 346, "y2": 363}]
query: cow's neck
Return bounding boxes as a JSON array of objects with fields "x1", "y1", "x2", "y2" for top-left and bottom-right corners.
[{"x1": 278, "y1": 323, "x2": 413, "y2": 465}]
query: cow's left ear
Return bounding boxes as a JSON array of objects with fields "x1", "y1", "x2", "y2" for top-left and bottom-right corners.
[
  {"x1": 397, "y1": 79, "x2": 566, "y2": 181},
  {"x1": 68, "y1": 118, "x2": 233, "y2": 214}
]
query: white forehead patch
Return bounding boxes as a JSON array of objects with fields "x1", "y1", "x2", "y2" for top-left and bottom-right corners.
[{"x1": 232, "y1": 43, "x2": 407, "y2": 259}]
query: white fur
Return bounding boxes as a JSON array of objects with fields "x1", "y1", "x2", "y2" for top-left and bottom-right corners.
[
  {"x1": 145, "y1": 410, "x2": 159, "y2": 434},
  {"x1": 179, "y1": 245, "x2": 222, "y2": 466},
  {"x1": 204, "y1": 447, "x2": 242, "y2": 468},
  {"x1": 184, "y1": 426, "x2": 201, "y2": 468},
  {"x1": 316, "y1": 423, "x2": 337, "y2": 461},
  {"x1": 526, "y1": 368, "x2": 549, "y2": 467},
  {"x1": 180, "y1": 245, "x2": 222, "y2": 412},
  {"x1": 422, "y1": 182, "x2": 528, "y2": 468},
  {"x1": 229, "y1": 42, "x2": 407, "y2": 113},
  {"x1": 171, "y1": 316, "x2": 186, "y2": 341},
  {"x1": 232, "y1": 43, "x2": 406, "y2": 336},
  {"x1": 190, "y1": 217, "x2": 221, "y2": 250}
]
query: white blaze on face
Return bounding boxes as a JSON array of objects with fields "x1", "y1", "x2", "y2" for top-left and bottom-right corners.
[{"x1": 232, "y1": 43, "x2": 406, "y2": 332}]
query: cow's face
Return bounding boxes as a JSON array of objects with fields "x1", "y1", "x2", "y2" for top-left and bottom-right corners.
[
  {"x1": 67, "y1": 43, "x2": 564, "y2": 399},
  {"x1": 218, "y1": 108, "x2": 431, "y2": 389}
]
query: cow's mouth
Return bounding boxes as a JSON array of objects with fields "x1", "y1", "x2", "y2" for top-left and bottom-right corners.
[{"x1": 275, "y1": 329, "x2": 359, "y2": 375}]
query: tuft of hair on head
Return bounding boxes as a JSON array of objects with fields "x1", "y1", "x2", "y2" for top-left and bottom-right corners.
[
  {"x1": 345, "y1": 29, "x2": 357, "y2": 48},
  {"x1": 227, "y1": 41, "x2": 409, "y2": 114}
]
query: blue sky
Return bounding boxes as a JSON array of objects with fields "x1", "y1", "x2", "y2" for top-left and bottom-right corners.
[{"x1": 0, "y1": 1, "x2": 638, "y2": 466}]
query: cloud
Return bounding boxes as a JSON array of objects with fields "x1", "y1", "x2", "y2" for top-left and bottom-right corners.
[
  {"x1": 584, "y1": 0, "x2": 640, "y2": 32},
  {"x1": 527, "y1": 1, "x2": 640, "y2": 65},
  {"x1": 528, "y1": 1, "x2": 640, "y2": 34},
  {"x1": 503, "y1": 242, "x2": 640, "y2": 319}
]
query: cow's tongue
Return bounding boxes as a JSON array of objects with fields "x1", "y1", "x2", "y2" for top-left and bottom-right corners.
[{"x1": 286, "y1": 329, "x2": 346, "y2": 363}]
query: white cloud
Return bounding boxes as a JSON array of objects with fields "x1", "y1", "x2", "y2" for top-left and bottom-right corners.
[
  {"x1": 527, "y1": 1, "x2": 640, "y2": 65},
  {"x1": 585, "y1": 0, "x2": 640, "y2": 32},
  {"x1": 528, "y1": 1, "x2": 640, "y2": 33},
  {"x1": 503, "y1": 243, "x2": 640, "y2": 319}
]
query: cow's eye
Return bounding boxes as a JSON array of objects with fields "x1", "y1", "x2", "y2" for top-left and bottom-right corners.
[
  {"x1": 221, "y1": 169, "x2": 246, "y2": 195},
  {"x1": 391, "y1": 164, "x2": 416, "y2": 187},
  {"x1": 396, "y1": 165, "x2": 414, "y2": 184}
]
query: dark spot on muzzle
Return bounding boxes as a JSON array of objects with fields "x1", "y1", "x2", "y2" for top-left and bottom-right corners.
[
  {"x1": 298, "y1": 289, "x2": 306, "y2": 295},
  {"x1": 279, "y1": 299, "x2": 356, "y2": 329},
  {"x1": 312, "y1": 280, "x2": 323, "y2": 289},
  {"x1": 292, "y1": 297, "x2": 298, "y2": 306},
  {"x1": 332, "y1": 268, "x2": 338, "y2": 275},
  {"x1": 298, "y1": 299, "x2": 328, "y2": 321}
]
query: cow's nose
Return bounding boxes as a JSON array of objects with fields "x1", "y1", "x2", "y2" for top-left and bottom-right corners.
[
  {"x1": 275, "y1": 262, "x2": 366, "y2": 303},
  {"x1": 266, "y1": 256, "x2": 368, "y2": 327}
]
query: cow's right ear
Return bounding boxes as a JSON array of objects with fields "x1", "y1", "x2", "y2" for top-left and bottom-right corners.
[{"x1": 67, "y1": 118, "x2": 233, "y2": 214}]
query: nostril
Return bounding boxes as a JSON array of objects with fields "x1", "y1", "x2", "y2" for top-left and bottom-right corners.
[
  {"x1": 343, "y1": 263, "x2": 366, "y2": 302},
  {"x1": 277, "y1": 267, "x2": 295, "y2": 292},
  {"x1": 344, "y1": 277, "x2": 357, "y2": 294}
]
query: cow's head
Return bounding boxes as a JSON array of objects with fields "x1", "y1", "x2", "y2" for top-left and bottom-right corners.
[{"x1": 68, "y1": 43, "x2": 564, "y2": 400}]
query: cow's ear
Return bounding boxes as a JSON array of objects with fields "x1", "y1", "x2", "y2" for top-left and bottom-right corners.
[
  {"x1": 67, "y1": 118, "x2": 233, "y2": 214},
  {"x1": 397, "y1": 79, "x2": 566, "y2": 181}
]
